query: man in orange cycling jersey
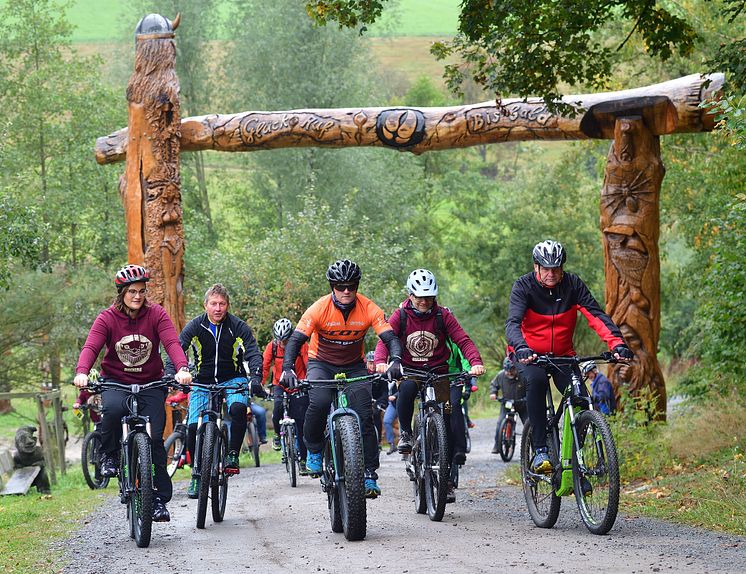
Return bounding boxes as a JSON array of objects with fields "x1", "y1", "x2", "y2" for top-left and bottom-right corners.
[{"x1": 280, "y1": 259, "x2": 403, "y2": 498}]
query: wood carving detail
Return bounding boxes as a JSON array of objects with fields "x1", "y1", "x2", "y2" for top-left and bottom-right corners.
[
  {"x1": 601, "y1": 117, "x2": 666, "y2": 419},
  {"x1": 124, "y1": 16, "x2": 185, "y2": 330}
]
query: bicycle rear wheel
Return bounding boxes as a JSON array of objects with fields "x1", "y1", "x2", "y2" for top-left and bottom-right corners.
[
  {"x1": 499, "y1": 417, "x2": 516, "y2": 462},
  {"x1": 211, "y1": 427, "x2": 228, "y2": 523},
  {"x1": 82, "y1": 431, "x2": 109, "y2": 489},
  {"x1": 572, "y1": 409, "x2": 620, "y2": 534},
  {"x1": 284, "y1": 425, "x2": 298, "y2": 487},
  {"x1": 323, "y1": 430, "x2": 343, "y2": 533},
  {"x1": 336, "y1": 416, "x2": 367, "y2": 541},
  {"x1": 196, "y1": 423, "x2": 215, "y2": 529},
  {"x1": 164, "y1": 430, "x2": 185, "y2": 478},
  {"x1": 412, "y1": 416, "x2": 426, "y2": 515},
  {"x1": 130, "y1": 432, "x2": 154, "y2": 548},
  {"x1": 423, "y1": 410, "x2": 449, "y2": 521},
  {"x1": 520, "y1": 420, "x2": 561, "y2": 529}
]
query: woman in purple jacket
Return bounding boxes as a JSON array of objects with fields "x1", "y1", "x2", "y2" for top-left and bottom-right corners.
[
  {"x1": 74, "y1": 264, "x2": 192, "y2": 522},
  {"x1": 375, "y1": 269, "x2": 485, "y2": 499}
]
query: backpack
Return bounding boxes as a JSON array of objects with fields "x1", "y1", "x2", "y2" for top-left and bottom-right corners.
[
  {"x1": 397, "y1": 306, "x2": 446, "y2": 339},
  {"x1": 592, "y1": 375, "x2": 616, "y2": 415}
]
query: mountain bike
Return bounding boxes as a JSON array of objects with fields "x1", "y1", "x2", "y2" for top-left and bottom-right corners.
[
  {"x1": 243, "y1": 398, "x2": 261, "y2": 468},
  {"x1": 520, "y1": 353, "x2": 621, "y2": 535},
  {"x1": 78, "y1": 404, "x2": 108, "y2": 490},
  {"x1": 164, "y1": 402, "x2": 189, "y2": 477},
  {"x1": 497, "y1": 397, "x2": 526, "y2": 462},
  {"x1": 300, "y1": 372, "x2": 382, "y2": 541},
  {"x1": 279, "y1": 388, "x2": 306, "y2": 487},
  {"x1": 191, "y1": 380, "x2": 248, "y2": 529},
  {"x1": 82, "y1": 376, "x2": 182, "y2": 548},
  {"x1": 403, "y1": 368, "x2": 468, "y2": 521}
]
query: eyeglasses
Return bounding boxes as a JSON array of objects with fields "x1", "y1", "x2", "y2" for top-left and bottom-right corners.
[
  {"x1": 333, "y1": 283, "x2": 358, "y2": 293},
  {"x1": 125, "y1": 288, "x2": 148, "y2": 297}
]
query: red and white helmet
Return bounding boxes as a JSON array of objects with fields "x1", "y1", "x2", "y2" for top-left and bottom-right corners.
[{"x1": 114, "y1": 264, "x2": 150, "y2": 290}]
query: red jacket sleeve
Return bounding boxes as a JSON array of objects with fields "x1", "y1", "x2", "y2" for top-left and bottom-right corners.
[{"x1": 262, "y1": 343, "x2": 273, "y2": 383}]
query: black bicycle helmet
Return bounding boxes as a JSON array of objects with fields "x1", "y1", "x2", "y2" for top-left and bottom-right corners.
[
  {"x1": 532, "y1": 240, "x2": 566, "y2": 268},
  {"x1": 502, "y1": 357, "x2": 514, "y2": 370},
  {"x1": 326, "y1": 259, "x2": 362, "y2": 283},
  {"x1": 114, "y1": 264, "x2": 150, "y2": 291}
]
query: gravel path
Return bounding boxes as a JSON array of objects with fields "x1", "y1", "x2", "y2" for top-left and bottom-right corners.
[{"x1": 56, "y1": 418, "x2": 745, "y2": 574}]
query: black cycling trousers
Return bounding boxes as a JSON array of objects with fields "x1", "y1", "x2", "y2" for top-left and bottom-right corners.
[
  {"x1": 517, "y1": 362, "x2": 583, "y2": 450},
  {"x1": 228, "y1": 402, "x2": 247, "y2": 453},
  {"x1": 303, "y1": 360, "x2": 379, "y2": 477},
  {"x1": 272, "y1": 385, "x2": 310, "y2": 460},
  {"x1": 100, "y1": 386, "x2": 172, "y2": 503}
]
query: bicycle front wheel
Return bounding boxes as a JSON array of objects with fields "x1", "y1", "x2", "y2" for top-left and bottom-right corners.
[
  {"x1": 499, "y1": 417, "x2": 516, "y2": 462},
  {"x1": 211, "y1": 427, "x2": 228, "y2": 523},
  {"x1": 284, "y1": 425, "x2": 298, "y2": 488},
  {"x1": 164, "y1": 430, "x2": 185, "y2": 478},
  {"x1": 423, "y1": 410, "x2": 449, "y2": 522},
  {"x1": 572, "y1": 409, "x2": 620, "y2": 535},
  {"x1": 246, "y1": 421, "x2": 261, "y2": 467},
  {"x1": 520, "y1": 420, "x2": 561, "y2": 529},
  {"x1": 196, "y1": 423, "x2": 215, "y2": 529},
  {"x1": 324, "y1": 431, "x2": 343, "y2": 533},
  {"x1": 336, "y1": 416, "x2": 367, "y2": 541},
  {"x1": 81, "y1": 431, "x2": 109, "y2": 489},
  {"x1": 130, "y1": 432, "x2": 154, "y2": 548}
]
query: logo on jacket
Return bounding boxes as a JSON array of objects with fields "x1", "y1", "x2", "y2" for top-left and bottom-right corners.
[
  {"x1": 406, "y1": 331, "x2": 437, "y2": 362},
  {"x1": 115, "y1": 334, "x2": 153, "y2": 368}
]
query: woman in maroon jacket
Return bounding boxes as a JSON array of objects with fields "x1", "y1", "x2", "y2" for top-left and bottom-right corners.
[
  {"x1": 374, "y1": 269, "x2": 485, "y2": 499},
  {"x1": 74, "y1": 264, "x2": 192, "y2": 522}
]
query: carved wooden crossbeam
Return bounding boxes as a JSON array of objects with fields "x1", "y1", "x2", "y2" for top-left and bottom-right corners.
[{"x1": 96, "y1": 73, "x2": 722, "y2": 165}]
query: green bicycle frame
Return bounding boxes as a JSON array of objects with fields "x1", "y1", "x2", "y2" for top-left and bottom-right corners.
[{"x1": 556, "y1": 392, "x2": 588, "y2": 497}]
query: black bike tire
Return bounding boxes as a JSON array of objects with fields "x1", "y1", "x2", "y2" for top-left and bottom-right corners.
[
  {"x1": 572, "y1": 409, "x2": 620, "y2": 535},
  {"x1": 212, "y1": 427, "x2": 228, "y2": 523},
  {"x1": 337, "y1": 416, "x2": 367, "y2": 541},
  {"x1": 499, "y1": 418, "x2": 516, "y2": 462},
  {"x1": 131, "y1": 432, "x2": 154, "y2": 548},
  {"x1": 424, "y1": 410, "x2": 450, "y2": 522},
  {"x1": 196, "y1": 423, "x2": 215, "y2": 529},
  {"x1": 286, "y1": 425, "x2": 298, "y2": 488},
  {"x1": 412, "y1": 416, "x2": 426, "y2": 514},
  {"x1": 164, "y1": 431, "x2": 185, "y2": 478},
  {"x1": 250, "y1": 422, "x2": 261, "y2": 467},
  {"x1": 465, "y1": 425, "x2": 471, "y2": 454},
  {"x1": 520, "y1": 420, "x2": 561, "y2": 529},
  {"x1": 324, "y1": 430, "x2": 343, "y2": 533},
  {"x1": 81, "y1": 431, "x2": 109, "y2": 490}
]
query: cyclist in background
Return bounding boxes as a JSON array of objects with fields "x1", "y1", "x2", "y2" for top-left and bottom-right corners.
[
  {"x1": 368, "y1": 351, "x2": 388, "y2": 451},
  {"x1": 73, "y1": 388, "x2": 102, "y2": 428},
  {"x1": 166, "y1": 283, "x2": 263, "y2": 498},
  {"x1": 489, "y1": 357, "x2": 527, "y2": 454},
  {"x1": 582, "y1": 361, "x2": 616, "y2": 415},
  {"x1": 263, "y1": 317, "x2": 310, "y2": 472},
  {"x1": 74, "y1": 264, "x2": 192, "y2": 522},
  {"x1": 374, "y1": 269, "x2": 485, "y2": 472},
  {"x1": 505, "y1": 240, "x2": 632, "y2": 474},
  {"x1": 280, "y1": 259, "x2": 403, "y2": 498}
]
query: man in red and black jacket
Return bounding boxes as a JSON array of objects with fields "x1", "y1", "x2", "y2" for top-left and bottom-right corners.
[{"x1": 505, "y1": 240, "x2": 633, "y2": 473}]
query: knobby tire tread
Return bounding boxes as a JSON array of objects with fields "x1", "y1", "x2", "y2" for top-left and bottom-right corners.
[
  {"x1": 573, "y1": 409, "x2": 620, "y2": 535},
  {"x1": 82, "y1": 431, "x2": 108, "y2": 489},
  {"x1": 424, "y1": 411, "x2": 449, "y2": 522},
  {"x1": 196, "y1": 423, "x2": 215, "y2": 529},
  {"x1": 164, "y1": 431, "x2": 185, "y2": 478},
  {"x1": 337, "y1": 416, "x2": 367, "y2": 541},
  {"x1": 132, "y1": 432, "x2": 154, "y2": 548},
  {"x1": 212, "y1": 427, "x2": 228, "y2": 523}
]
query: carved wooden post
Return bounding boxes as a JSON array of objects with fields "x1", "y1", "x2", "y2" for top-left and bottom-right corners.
[
  {"x1": 601, "y1": 117, "x2": 666, "y2": 419},
  {"x1": 123, "y1": 13, "x2": 185, "y2": 330}
]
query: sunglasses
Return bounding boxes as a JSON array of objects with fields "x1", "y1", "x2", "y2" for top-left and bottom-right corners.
[{"x1": 333, "y1": 283, "x2": 359, "y2": 293}]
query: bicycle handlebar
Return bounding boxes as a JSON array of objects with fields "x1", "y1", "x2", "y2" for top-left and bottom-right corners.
[
  {"x1": 532, "y1": 352, "x2": 619, "y2": 368},
  {"x1": 78, "y1": 375, "x2": 183, "y2": 394},
  {"x1": 298, "y1": 373, "x2": 384, "y2": 390},
  {"x1": 401, "y1": 367, "x2": 470, "y2": 384}
]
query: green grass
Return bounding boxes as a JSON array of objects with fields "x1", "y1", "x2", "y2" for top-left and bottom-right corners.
[
  {"x1": 0, "y1": 468, "x2": 106, "y2": 574},
  {"x1": 61, "y1": 0, "x2": 460, "y2": 43}
]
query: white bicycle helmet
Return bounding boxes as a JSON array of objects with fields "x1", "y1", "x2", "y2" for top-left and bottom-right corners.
[
  {"x1": 581, "y1": 361, "x2": 597, "y2": 376},
  {"x1": 406, "y1": 268, "x2": 438, "y2": 297},
  {"x1": 273, "y1": 318, "x2": 293, "y2": 341},
  {"x1": 532, "y1": 240, "x2": 566, "y2": 268}
]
